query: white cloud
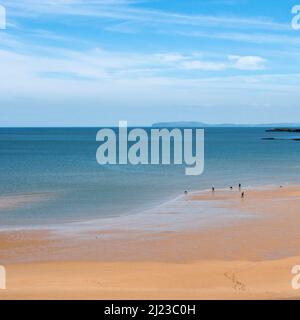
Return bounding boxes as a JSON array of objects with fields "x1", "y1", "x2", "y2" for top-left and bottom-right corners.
[
  {"x1": 0, "y1": 46, "x2": 285, "y2": 102},
  {"x1": 0, "y1": 42, "x2": 299, "y2": 126},
  {"x1": 180, "y1": 55, "x2": 267, "y2": 71},
  {"x1": 174, "y1": 30, "x2": 300, "y2": 47},
  {"x1": 2, "y1": 0, "x2": 288, "y2": 31},
  {"x1": 228, "y1": 55, "x2": 267, "y2": 70},
  {"x1": 155, "y1": 53, "x2": 186, "y2": 63},
  {"x1": 181, "y1": 60, "x2": 227, "y2": 71}
]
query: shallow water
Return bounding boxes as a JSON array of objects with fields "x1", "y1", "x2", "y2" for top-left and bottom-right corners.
[{"x1": 0, "y1": 127, "x2": 300, "y2": 229}]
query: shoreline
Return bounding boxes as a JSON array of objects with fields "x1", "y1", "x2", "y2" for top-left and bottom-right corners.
[
  {"x1": 0, "y1": 182, "x2": 292, "y2": 233},
  {"x1": 1, "y1": 184, "x2": 300, "y2": 299},
  {"x1": 1, "y1": 184, "x2": 299, "y2": 262}
]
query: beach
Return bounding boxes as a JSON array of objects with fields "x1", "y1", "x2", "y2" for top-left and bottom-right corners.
[
  {"x1": 1, "y1": 185, "x2": 300, "y2": 300},
  {"x1": 1, "y1": 0, "x2": 300, "y2": 304}
]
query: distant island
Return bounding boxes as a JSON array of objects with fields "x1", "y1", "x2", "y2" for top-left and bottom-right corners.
[
  {"x1": 262, "y1": 137, "x2": 300, "y2": 141},
  {"x1": 265, "y1": 128, "x2": 300, "y2": 133},
  {"x1": 262, "y1": 127, "x2": 300, "y2": 141},
  {"x1": 152, "y1": 122, "x2": 300, "y2": 128}
]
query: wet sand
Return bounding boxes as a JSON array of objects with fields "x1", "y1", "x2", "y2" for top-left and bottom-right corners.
[{"x1": 1, "y1": 185, "x2": 300, "y2": 299}]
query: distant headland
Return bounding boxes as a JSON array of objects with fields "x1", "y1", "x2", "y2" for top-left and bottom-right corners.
[
  {"x1": 152, "y1": 122, "x2": 300, "y2": 128},
  {"x1": 265, "y1": 128, "x2": 300, "y2": 133}
]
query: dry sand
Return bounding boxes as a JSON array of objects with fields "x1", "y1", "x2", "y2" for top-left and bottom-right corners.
[{"x1": 1, "y1": 185, "x2": 300, "y2": 299}]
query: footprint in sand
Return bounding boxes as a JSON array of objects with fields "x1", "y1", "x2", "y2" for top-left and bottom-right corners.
[{"x1": 224, "y1": 272, "x2": 246, "y2": 291}]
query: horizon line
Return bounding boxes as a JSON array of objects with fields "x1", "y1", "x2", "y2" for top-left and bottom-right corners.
[{"x1": 1, "y1": 123, "x2": 300, "y2": 129}]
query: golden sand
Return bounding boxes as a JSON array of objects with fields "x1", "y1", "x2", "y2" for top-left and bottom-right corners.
[{"x1": 1, "y1": 185, "x2": 300, "y2": 299}]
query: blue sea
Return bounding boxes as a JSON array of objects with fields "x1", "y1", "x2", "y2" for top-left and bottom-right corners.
[{"x1": 0, "y1": 127, "x2": 300, "y2": 229}]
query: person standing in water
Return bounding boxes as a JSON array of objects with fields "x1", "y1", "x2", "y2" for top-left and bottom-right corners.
[
  {"x1": 239, "y1": 183, "x2": 242, "y2": 191},
  {"x1": 212, "y1": 186, "x2": 215, "y2": 192}
]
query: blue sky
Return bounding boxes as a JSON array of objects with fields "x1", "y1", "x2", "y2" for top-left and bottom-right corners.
[{"x1": 0, "y1": 0, "x2": 300, "y2": 126}]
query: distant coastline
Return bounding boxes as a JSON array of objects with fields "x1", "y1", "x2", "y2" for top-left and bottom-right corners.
[
  {"x1": 262, "y1": 137, "x2": 300, "y2": 141},
  {"x1": 152, "y1": 122, "x2": 300, "y2": 128},
  {"x1": 262, "y1": 127, "x2": 300, "y2": 141},
  {"x1": 266, "y1": 128, "x2": 300, "y2": 133}
]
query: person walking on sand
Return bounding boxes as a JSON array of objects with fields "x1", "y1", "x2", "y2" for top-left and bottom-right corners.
[{"x1": 241, "y1": 192, "x2": 245, "y2": 199}]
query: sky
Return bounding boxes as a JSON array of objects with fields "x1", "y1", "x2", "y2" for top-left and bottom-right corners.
[{"x1": 0, "y1": 0, "x2": 300, "y2": 126}]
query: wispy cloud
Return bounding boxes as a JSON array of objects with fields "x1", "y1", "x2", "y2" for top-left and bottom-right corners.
[
  {"x1": 0, "y1": 42, "x2": 268, "y2": 85},
  {"x1": 228, "y1": 55, "x2": 266, "y2": 70},
  {"x1": 3, "y1": 0, "x2": 288, "y2": 31},
  {"x1": 174, "y1": 30, "x2": 300, "y2": 46},
  {"x1": 0, "y1": 0, "x2": 299, "y2": 125},
  {"x1": 181, "y1": 55, "x2": 266, "y2": 71}
]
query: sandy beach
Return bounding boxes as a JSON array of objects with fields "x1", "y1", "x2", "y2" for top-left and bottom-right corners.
[
  {"x1": 1, "y1": 185, "x2": 300, "y2": 300},
  {"x1": 2, "y1": 0, "x2": 300, "y2": 303}
]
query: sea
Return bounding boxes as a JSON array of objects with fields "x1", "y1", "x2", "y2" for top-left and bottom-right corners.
[{"x1": 0, "y1": 127, "x2": 300, "y2": 230}]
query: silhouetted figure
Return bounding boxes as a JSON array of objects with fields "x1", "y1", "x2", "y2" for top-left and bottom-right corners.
[
  {"x1": 230, "y1": 186, "x2": 233, "y2": 190},
  {"x1": 212, "y1": 186, "x2": 215, "y2": 192},
  {"x1": 184, "y1": 190, "x2": 188, "y2": 195},
  {"x1": 241, "y1": 192, "x2": 245, "y2": 199},
  {"x1": 238, "y1": 183, "x2": 242, "y2": 191}
]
